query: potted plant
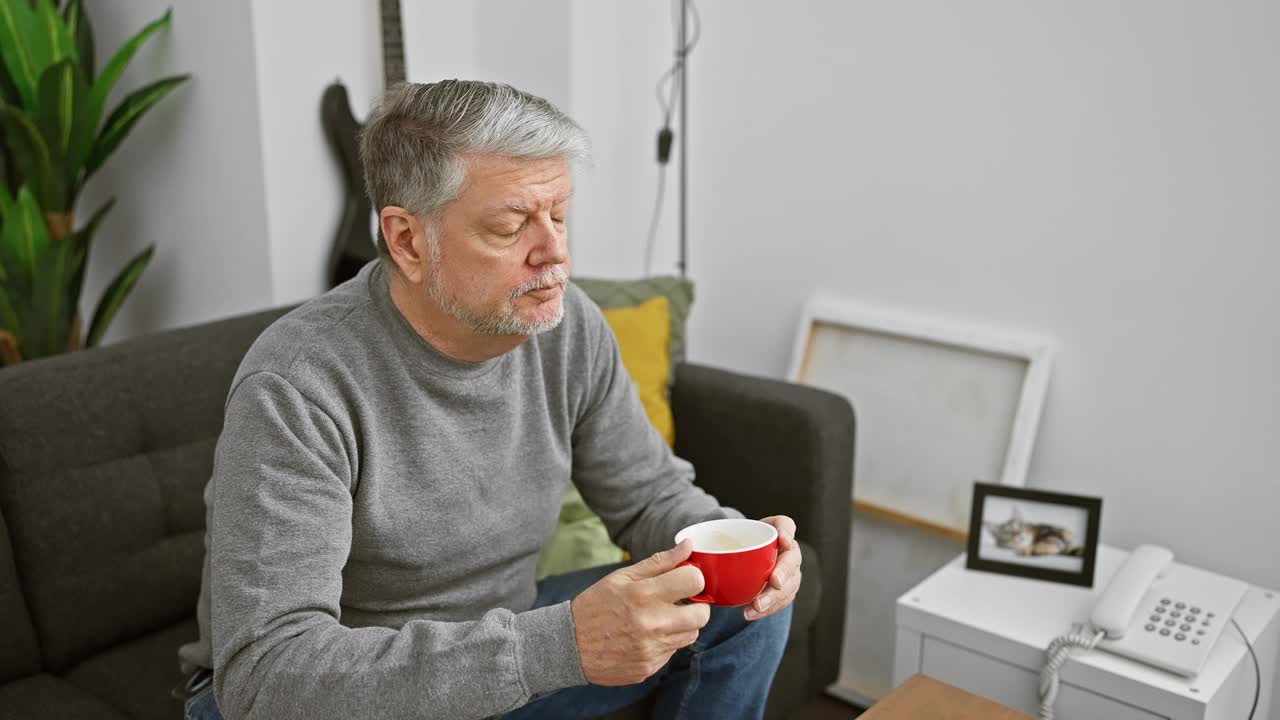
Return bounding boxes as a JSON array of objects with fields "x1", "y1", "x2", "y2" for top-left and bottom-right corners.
[{"x1": 0, "y1": 0, "x2": 189, "y2": 364}]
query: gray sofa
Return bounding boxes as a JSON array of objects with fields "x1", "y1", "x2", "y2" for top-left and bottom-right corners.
[{"x1": 0, "y1": 306, "x2": 854, "y2": 720}]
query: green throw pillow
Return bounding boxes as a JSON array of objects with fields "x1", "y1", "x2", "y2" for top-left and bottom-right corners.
[{"x1": 534, "y1": 276, "x2": 695, "y2": 580}]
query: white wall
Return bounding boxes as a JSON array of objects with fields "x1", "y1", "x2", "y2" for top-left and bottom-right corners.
[
  {"x1": 572, "y1": 0, "x2": 1280, "y2": 591},
  {"x1": 568, "y1": 1, "x2": 684, "y2": 279},
  {"x1": 249, "y1": 1, "x2": 381, "y2": 305},
  {"x1": 79, "y1": 0, "x2": 274, "y2": 343}
]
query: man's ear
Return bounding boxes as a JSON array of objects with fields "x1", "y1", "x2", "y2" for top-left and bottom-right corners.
[{"x1": 381, "y1": 207, "x2": 427, "y2": 283}]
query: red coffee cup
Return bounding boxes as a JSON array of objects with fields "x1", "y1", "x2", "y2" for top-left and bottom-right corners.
[{"x1": 675, "y1": 518, "x2": 779, "y2": 607}]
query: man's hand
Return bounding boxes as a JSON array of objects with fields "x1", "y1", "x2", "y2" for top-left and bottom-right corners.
[
  {"x1": 571, "y1": 540, "x2": 711, "y2": 686},
  {"x1": 745, "y1": 516, "x2": 802, "y2": 621}
]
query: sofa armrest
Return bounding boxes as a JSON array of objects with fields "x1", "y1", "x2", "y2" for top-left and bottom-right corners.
[{"x1": 671, "y1": 362, "x2": 855, "y2": 695}]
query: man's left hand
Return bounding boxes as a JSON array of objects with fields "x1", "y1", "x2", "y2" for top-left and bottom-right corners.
[{"x1": 745, "y1": 515, "x2": 801, "y2": 621}]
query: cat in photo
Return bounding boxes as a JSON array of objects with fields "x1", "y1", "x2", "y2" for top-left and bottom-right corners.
[{"x1": 983, "y1": 505, "x2": 1083, "y2": 557}]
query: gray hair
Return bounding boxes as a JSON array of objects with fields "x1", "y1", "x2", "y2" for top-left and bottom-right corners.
[{"x1": 359, "y1": 80, "x2": 591, "y2": 257}]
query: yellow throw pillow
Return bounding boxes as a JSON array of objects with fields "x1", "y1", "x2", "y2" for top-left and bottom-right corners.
[{"x1": 601, "y1": 295, "x2": 674, "y2": 447}]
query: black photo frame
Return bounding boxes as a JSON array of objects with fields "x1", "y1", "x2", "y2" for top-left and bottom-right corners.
[{"x1": 966, "y1": 482, "x2": 1103, "y2": 587}]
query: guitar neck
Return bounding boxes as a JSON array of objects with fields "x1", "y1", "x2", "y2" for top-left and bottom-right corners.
[{"x1": 381, "y1": 0, "x2": 406, "y2": 86}]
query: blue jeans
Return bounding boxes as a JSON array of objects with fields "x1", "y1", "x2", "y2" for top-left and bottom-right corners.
[
  {"x1": 183, "y1": 563, "x2": 791, "y2": 720},
  {"x1": 498, "y1": 562, "x2": 791, "y2": 720},
  {"x1": 182, "y1": 669, "x2": 217, "y2": 720}
]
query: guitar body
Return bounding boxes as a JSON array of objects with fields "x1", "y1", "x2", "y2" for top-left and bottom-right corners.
[{"x1": 321, "y1": 82, "x2": 377, "y2": 287}]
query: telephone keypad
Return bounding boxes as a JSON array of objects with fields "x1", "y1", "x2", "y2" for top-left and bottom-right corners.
[
  {"x1": 1148, "y1": 597, "x2": 1216, "y2": 639},
  {"x1": 1108, "y1": 574, "x2": 1251, "y2": 677}
]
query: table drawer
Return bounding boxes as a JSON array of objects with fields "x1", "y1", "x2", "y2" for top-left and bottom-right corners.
[{"x1": 921, "y1": 635, "x2": 1167, "y2": 720}]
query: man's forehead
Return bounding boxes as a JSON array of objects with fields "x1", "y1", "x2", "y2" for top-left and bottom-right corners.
[{"x1": 495, "y1": 188, "x2": 574, "y2": 213}]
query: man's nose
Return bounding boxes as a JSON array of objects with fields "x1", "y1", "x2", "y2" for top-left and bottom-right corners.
[{"x1": 528, "y1": 216, "x2": 569, "y2": 267}]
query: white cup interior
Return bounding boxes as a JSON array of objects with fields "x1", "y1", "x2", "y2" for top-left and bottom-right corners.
[{"x1": 674, "y1": 518, "x2": 778, "y2": 554}]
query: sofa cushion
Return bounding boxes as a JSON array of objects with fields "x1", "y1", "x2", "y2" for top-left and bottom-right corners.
[
  {"x1": 572, "y1": 275, "x2": 694, "y2": 372},
  {"x1": 0, "y1": 673, "x2": 130, "y2": 719},
  {"x1": 0, "y1": 307, "x2": 288, "y2": 672},
  {"x1": 64, "y1": 618, "x2": 197, "y2": 720},
  {"x1": 601, "y1": 296, "x2": 674, "y2": 446},
  {"x1": 0, "y1": 508, "x2": 40, "y2": 683}
]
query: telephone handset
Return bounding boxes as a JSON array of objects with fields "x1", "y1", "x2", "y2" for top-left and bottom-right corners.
[
  {"x1": 1090, "y1": 544, "x2": 1248, "y2": 677},
  {"x1": 1091, "y1": 545, "x2": 1174, "y2": 638},
  {"x1": 1039, "y1": 544, "x2": 1250, "y2": 719}
]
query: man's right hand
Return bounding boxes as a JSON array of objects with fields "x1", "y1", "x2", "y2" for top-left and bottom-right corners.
[{"x1": 570, "y1": 540, "x2": 711, "y2": 686}]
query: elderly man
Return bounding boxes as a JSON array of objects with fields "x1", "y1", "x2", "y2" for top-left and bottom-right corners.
[{"x1": 176, "y1": 80, "x2": 800, "y2": 720}]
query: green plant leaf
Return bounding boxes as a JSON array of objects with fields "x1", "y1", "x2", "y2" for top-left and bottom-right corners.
[
  {"x1": 65, "y1": 196, "x2": 113, "y2": 315},
  {"x1": 0, "y1": 176, "x2": 12, "y2": 218},
  {"x1": 34, "y1": 58, "x2": 92, "y2": 183},
  {"x1": 86, "y1": 8, "x2": 172, "y2": 137},
  {"x1": 62, "y1": 0, "x2": 94, "y2": 79},
  {"x1": 2, "y1": 186, "x2": 48, "y2": 281},
  {"x1": 0, "y1": 40, "x2": 21, "y2": 108},
  {"x1": 35, "y1": 59, "x2": 87, "y2": 157},
  {"x1": 0, "y1": 280, "x2": 20, "y2": 339},
  {"x1": 0, "y1": 0, "x2": 43, "y2": 108},
  {"x1": 32, "y1": 0, "x2": 75, "y2": 66},
  {"x1": 85, "y1": 244, "x2": 152, "y2": 348},
  {"x1": 27, "y1": 220, "x2": 78, "y2": 358},
  {"x1": 85, "y1": 73, "x2": 188, "y2": 177},
  {"x1": 0, "y1": 103, "x2": 58, "y2": 209},
  {"x1": 0, "y1": 186, "x2": 49, "y2": 315}
]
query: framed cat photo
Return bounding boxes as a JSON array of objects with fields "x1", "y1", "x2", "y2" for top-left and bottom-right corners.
[{"x1": 966, "y1": 482, "x2": 1103, "y2": 587}]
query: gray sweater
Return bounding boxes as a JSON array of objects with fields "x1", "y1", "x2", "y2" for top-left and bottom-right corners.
[{"x1": 176, "y1": 261, "x2": 736, "y2": 719}]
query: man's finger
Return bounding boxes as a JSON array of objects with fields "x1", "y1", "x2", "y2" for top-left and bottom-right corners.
[
  {"x1": 752, "y1": 587, "x2": 786, "y2": 614},
  {"x1": 754, "y1": 564, "x2": 802, "y2": 613},
  {"x1": 658, "y1": 601, "x2": 712, "y2": 634},
  {"x1": 745, "y1": 588, "x2": 799, "y2": 621},
  {"x1": 666, "y1": 630, "x2": 700, "y2": 651},
  {"x1": 648, "y1": 563, "x2": 705, "y2": 603},
  {"x1": 769, "y1": 550, "x2": 802, "y2": 589},
  {"x1": 763, "y1": 515, "x2": 797, "y2": 540},
  {"x1": 627, "y1": 540, "x2": 694, "y2": 580}
]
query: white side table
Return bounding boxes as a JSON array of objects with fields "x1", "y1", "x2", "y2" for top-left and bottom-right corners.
[{"x1": 893, "y1": 544, "x2": 1280, "y2": 720}]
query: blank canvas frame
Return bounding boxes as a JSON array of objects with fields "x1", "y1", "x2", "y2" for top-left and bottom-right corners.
[{"x1": 787, "y1": 295, "x2": 1054, "y2": 538}]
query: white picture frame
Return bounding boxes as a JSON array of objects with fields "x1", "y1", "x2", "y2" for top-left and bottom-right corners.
[{"x1": 787, "y1": 295, "x2": 1055, "y2": 538}]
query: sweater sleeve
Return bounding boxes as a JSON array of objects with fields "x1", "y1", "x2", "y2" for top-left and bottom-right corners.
[
  {"x1": 210, "y1": 372, "x2": 584, "y2": 720},
  {"x1": 569, "y1": 307, "x2": 741, "y2": 561}
]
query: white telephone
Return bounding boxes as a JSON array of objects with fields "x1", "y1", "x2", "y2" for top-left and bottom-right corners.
[
  {"x1": 1092, "y1": 544, "x2": 1249, "y2": 676},
  {"x1": 1038, "y1": 544, "x2": 1250, "y2": 719}
]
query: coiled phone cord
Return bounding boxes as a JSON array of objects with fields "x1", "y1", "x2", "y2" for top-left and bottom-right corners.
[{"x1": 1039, "y1": 625, "x2": 1106, "y2": 720}]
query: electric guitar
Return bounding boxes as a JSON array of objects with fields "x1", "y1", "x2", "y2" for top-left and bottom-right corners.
[{"x1": 321, "y1": 0, "x2": 406, "y2": 288}]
